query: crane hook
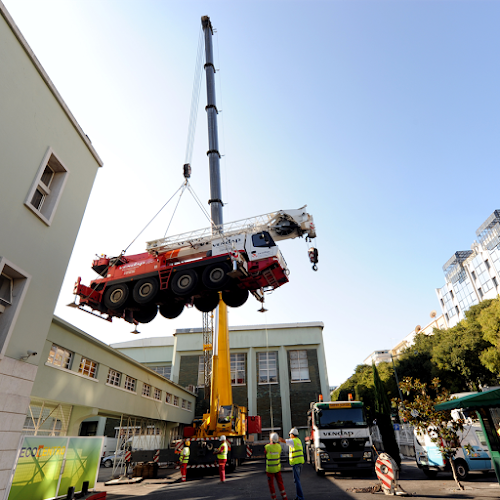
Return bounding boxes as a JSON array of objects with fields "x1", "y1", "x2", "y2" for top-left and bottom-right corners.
[{"x1": 308, "y1": 247, "x2": 318, "y2": 271}]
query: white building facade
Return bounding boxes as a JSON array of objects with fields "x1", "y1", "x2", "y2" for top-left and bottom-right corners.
[{"x1": 436, "y1": 210, "x2": 500, "y2": 327}]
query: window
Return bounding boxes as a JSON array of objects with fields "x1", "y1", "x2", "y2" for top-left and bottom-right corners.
[
  {"x1": 154, "y1": 388, "x2": 161, "y2": 400},
  {"x1": 182, "y1": 399, "x2": 186, "y2": 409},
  {"x1": 187, "y1": 401, "x2": 192, "y2": 411},
  {"x1": 471, "y1": 271, "x2": 477, "y2": 281},
  {"x1": 78, "y1": 357, "x2": 98, "y2": 378},
  {"x1": 478, "y1": 288, "x2": 484, "y2": 298},
  {"x1": 485, "y1": 259, "x2": 491, "y2": 270},
  {"x1": 251, "y1": 231, "x2": 276, "y2": 248},
  {"x1": 107, "y1": 369, "x2": 121, "y2": 386},
  {"x1": 142, "y1": 384, "x2": 151, "y2": 397},
  {"x1": 258, "y1": 352, "x2": 278, "y2": 384},
  {"x1": 231, "y1": 353, "x2": 246, "y2": 385},
  {"x1": 493, "y1": 277, "x2": 498, "y2": 288},
  {"x1": 124, "y1": 376, "x2": 136, "y2": 392},
  {"x1": 150, "y1": 365, "x2": 171, "y2": 379},
  {"x1": 290, "y1": 350, "x2": 310, "y2": 382},
  {"x1": 166, "y1": 392, "x2": 172, "y2": 404},
  {"x1": 47, "y1": 344, "x2": 73, "y2": 369},
  {"x1": 173, "y1": 396, "x2": 179, "y2": 406},
  {"x1": 25, "y1": 148, "x2": 69, "y2": 226},
  {"x1": 0, "y1": 258, "x2": 31, "y2": 356}
]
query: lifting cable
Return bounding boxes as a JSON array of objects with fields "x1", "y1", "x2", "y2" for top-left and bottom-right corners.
[{"x1": 263, "y1": 310, "x2": 275, "y2": 433}]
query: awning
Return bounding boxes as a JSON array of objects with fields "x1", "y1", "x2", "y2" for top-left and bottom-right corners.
[{"x1": 435, "y1": 388, "x2": 500, "y2": 411}]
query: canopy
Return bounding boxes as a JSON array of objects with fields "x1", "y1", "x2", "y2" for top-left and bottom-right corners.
[{"x1": 435, "y1": 388, "x2": 500, "y2": 411}]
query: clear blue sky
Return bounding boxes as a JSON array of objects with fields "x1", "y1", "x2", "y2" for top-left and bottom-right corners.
[{"x1": 5, "y1": 0, "x2": 500, "y2": 386}]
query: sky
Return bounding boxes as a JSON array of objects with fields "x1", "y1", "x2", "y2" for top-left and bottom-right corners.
[{"x1": 4, "y1": 0, "x2": 500, "y2": 386}]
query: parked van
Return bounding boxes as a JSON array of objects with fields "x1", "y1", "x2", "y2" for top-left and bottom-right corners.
[{"x1": 414, "y1": 423, "x2": 492, "y2": 479}]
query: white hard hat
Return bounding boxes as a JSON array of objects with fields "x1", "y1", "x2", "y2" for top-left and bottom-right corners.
[
  {"x1": 270, "y1": 432, "x2": 279, "y2": 443},
  {"x1": 220, "y1": 435, "x2": 226, "y2": 441},
  {"x1": 289, "y1": 428, "x2": 299, "y2": 436}
]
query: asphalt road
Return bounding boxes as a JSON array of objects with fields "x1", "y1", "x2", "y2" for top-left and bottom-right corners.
[{"x1": 97, "y1": 459, "x2": 500, "y2": 500}]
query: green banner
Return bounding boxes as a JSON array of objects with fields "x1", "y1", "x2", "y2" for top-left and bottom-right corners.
[
  {"x1": 7, "y1": 436, "x2": 103, "y2": 500},
  {"x1": 57, "y1": 437, "x2": 102, "y2": 496},
  {"x1": 7, "y1": 437, "x2": 67, "y2": 500}
]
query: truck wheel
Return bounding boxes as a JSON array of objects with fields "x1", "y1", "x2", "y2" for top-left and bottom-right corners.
[
  {"x1": 103, "y1": 284, "x2": 129, "y2": 310},
  {"x1": 315, "y1": 457, "x2": 325, "y2": 476},
  {"x1": 454, "y1": 459, "x2": 469, "y2": 480},
  {"x1": 171, "y1": 269, "x2": 199, "y2": 296},
  {"x1": 202, "y1": 263, "x2": 231, "y2": 290},
  {"x1": 159, "y1": 300, "x2": 184, "y2": 319},
  {"x1": 194, "y1": 292, "x2": 219, "y2": 312},
  {"x1": 222, "y1": 288, "x2": 249, "y2": 307},
  {"x1": 133, "y1": 304, "x2": 158, "y2": 323},
  {"x1": 132, "y1": 278, "x2": 159, "y2": 304}
]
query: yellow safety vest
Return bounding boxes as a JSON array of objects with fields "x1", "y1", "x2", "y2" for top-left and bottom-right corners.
[
  {"x1": 289, "y1": 437, "x2": 304, "y2": 465},
  {"x1": 180, "y1": 446, "x2": 190, "y2": 464},
  {"x1": 217, "y1": 441, "x2": 229, "y2": 460},
  {"x1": 265, "y1": 443, "x2": 282, "y2": 473}
]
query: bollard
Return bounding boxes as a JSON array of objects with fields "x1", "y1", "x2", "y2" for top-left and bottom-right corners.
[
  {"x1": 66, "y1": 486, "x2": 75, "y2": 500},
  {"x1": 82, "y1": 481, "x2": 89, "y2": 494}
]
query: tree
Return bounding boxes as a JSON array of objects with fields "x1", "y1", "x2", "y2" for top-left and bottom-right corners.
[
  {"x1": 373, "y1": 363, "x2": 400, "y2": 466},
  {"x1": 398, "y1": 377, "x2": 468, "y2": 490},
  {"x1": 478, "y1": 297, "x2": 500, "y2": 374}
]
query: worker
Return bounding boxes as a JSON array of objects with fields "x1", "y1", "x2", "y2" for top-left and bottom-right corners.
[
  {"x1": 265, "y1": 433, "x2": 288, "y2": 500},
  {"x1": 279, "y1": 428, "x2": 305, "y2": 500},
  {"x1": 179, "y1": 439, "x2": 190, "y2": 482},
  {"x1": 215, "y1": 435, "x2": 229, "y2": 482}
]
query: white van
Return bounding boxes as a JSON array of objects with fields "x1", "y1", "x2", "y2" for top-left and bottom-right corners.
[{"x1": 414, "y1": 423, "x2": 492, "y2": 479}]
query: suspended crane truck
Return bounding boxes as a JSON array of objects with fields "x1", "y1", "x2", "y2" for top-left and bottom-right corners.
[{"x1": 73, "y1": 207, "x2": 317, "y2": 323}]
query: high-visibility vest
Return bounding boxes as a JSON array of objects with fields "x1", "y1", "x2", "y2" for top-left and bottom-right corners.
[
  {"x1": 180, "y1": 446, "x2": 190, "y2": 464},
  {"x1": 217, "y1": 441, "x2": 229, "y2": 460},
  {"x1": 289, "y1": 437, "x2": 304, "y2": 465},
  {"x1": 265, "y1": 443, "x2": 282, "y2": 473}
]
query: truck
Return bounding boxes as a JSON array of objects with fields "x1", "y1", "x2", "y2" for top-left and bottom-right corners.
[
  {"x1": 305, "y1": 401, "x2": 375, "y2": 475},
  {"x1": 73, "y1": 207, "x2": 317, "y2": 324}
]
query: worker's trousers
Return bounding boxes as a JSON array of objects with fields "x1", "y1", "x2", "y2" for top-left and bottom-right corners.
[
  {"x1": 292, "y1": 464, "x2": 304, "y2": 500},
  {"x1": 180, "y1": 463, "x2": 187, "y2": 482},
  {"x1": 218, "y1": 459, "x2": 227, "y2": 482},
  {"x1": 266, "y1": 471, "x2": 287, "y2": 500}
]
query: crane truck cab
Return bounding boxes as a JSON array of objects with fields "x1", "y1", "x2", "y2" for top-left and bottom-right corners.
[{"x1": 306, "y1": 401, "x2": 374, "y2": 475}]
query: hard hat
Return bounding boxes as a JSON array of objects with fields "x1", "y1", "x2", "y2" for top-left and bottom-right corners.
[
  {"x1": 270, "y1": 432, "x2": 279, "y2": 443},
  {"x1": 289, "y1": 428, "x2": 299, "y2": 436},
  {"x1": 220, "y1": 435, "x2": 226, "y2": 441}
]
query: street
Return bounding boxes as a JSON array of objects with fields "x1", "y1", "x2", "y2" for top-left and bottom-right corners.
[{"x1": 97, "y1": 459, "x2": 500, "y2": 500}]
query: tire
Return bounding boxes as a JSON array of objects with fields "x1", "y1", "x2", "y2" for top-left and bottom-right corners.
[
  {"x1": 133, "y1": 304, "x2": 158, "y2": 323},
  {"x1": 315, "y1": 455, "x2": 325, "y2": 476},
  {"x1": 103, "y1": 284, "x2": 129, "y2": 310},
  {"x1": 454, "y1": 459, "x2": 469, "y2": 481},
  {"x1": 194, "y1": 292, "x2": 220, "y2": 312},
  {"x1": 423, "y1": 468, "x2": 438, "y2": 479},
  {"x1": 132, "y1": 278, "x2": 159, "y2": 304},
  {"x1": 222, "y1": 287, "x2": 249, "y2": 308},
  {"x1": 103, "y1": 459, "x2": 112, "y2": 468},
  {"x1": 202, "y1": 262, "x2": 231, "y2": 290},
  {"x1": 171, "y1": 269, "x2": 199, "y2": 296},
  {"x1": 159, "y1": 300, "x2": 185, "y2": 319}
]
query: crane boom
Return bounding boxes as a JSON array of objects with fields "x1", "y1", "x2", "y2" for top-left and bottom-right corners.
[{"x1": 146, "y1": 207, "x2": 316, "y2": 255}]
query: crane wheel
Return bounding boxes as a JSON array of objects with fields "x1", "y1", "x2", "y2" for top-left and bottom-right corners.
[
  {"x1": 222, "y1": 287, "x2": 249, "y2": 308},
  {"x1": 159, "y1": 300, "x2": 185, "y2": 319},
  {"x1": 171, "y1": 269, "x2": 199, "y2": 296},
  {"x1": 133, "y1": 304, "x2": 158, "y2": 323},
  {"x1": 194, "y1": 292, "x2": 219, "y2": 312},
  {"x1": 202, "y1": 262, "x2": 231, "y2": 290},
  {"x1": 103, "y1": 284, "x2": 129, "y2": 310},
  {"x1": 132, "y1": 278, "x2": 159, "y2": 304}
]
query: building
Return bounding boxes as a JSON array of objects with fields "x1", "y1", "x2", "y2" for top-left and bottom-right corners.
[
  {"x1": 363, "y1": 350, "x2": 392, "y2": 366},
  {"x1": 112, "y1": 322, "x2": 329, "y2": 441},
  {"x1": 436, "y1": 210, "x2": 500, "y2": 327},
  {"x1": 0, "y1": 4, "x2": 102, "y2": 496}
]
